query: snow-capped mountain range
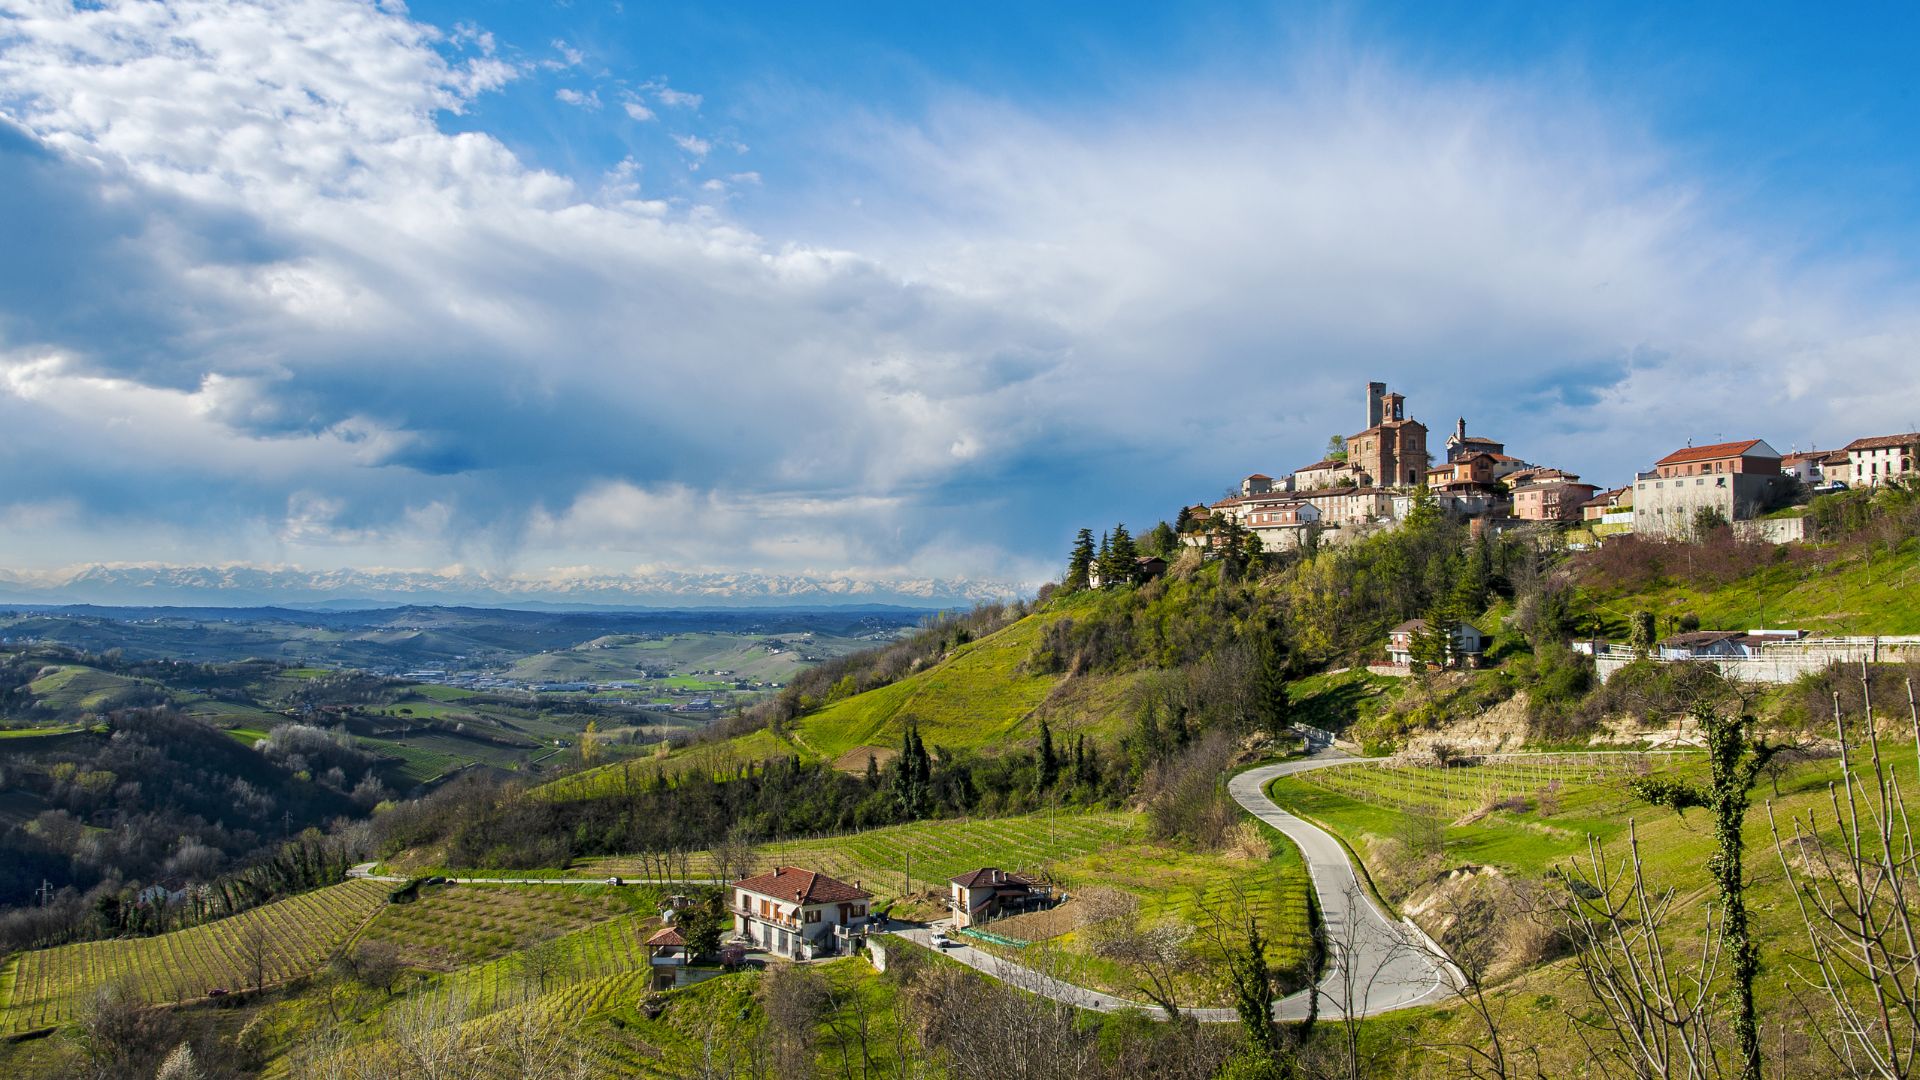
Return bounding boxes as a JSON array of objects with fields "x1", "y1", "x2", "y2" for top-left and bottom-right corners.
[{"x1": 0, "y1": 564, "x2": 1028, "y2": 609}]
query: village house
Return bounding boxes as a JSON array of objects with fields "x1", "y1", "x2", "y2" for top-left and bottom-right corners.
[
  {"x1": 1291, "y1": 457, "x2": 1357, "y2": 491},
  {"x1": 1089, "y1": 554, "x2": 1169, "y2": 588},
  {"x1": 1581, "y1": 487, "x2": 1632, "y2": 522},
  {"x1": 1241, "y1": 499, "x2": 1322, "y2": 551},
  {"x1": 1511, "y1": 471, "x2": 1601, "y2": 522},
  {"x1": 1443, "y1": 417, "x2": 1507, "y2": 463},
  {"x1": 1780, "y1": 449, "x2": 1832, "y2": 486},
  {"x1": 1240, "y1": 473, "x2": 1277, "y2": 496},
  {"x1": 1386, "y1": 619, "x2": 1489, "y2": 668},
  {"x1": 1297, "y1": 485, "x2": 1394, "y2": 528},
  {"x1": 1631, "y1": 439, "x2": 1792, "y2": 539},
  {"x1": 1842, "y1": 432, "x2": 1920, "y2": 488},
  {"x1": 949, "y1": 868, "x2": 1050, "y2": 928},
  {"x1": 730, "y1": 866, "x2": 872, "y2": 960},
  {"x1": 1818, "y1": 449, "x2": 1853, "y2": 487}
]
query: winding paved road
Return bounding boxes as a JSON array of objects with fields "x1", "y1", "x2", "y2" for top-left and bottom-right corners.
[{"x1": 895, "y1": 750, "x2": 1459, "y2": 1022}]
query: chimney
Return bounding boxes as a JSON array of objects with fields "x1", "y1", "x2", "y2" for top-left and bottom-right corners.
[
  {"x1": 1456, "y1": 417, "x2": 1466, "y2": 443},
  {"x1": 1366, "y1": 382, "x2": 1386, "y2": 429}
]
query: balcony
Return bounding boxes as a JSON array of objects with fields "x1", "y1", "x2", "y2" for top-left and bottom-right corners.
[{"x1": 731, "y1": 905, "x2": 803, "y2": 931}]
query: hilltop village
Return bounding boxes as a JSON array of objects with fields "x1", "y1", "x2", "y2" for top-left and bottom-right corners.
[{"x1": 1185, "y1": 380, "x2": 1917, "y2": 552}]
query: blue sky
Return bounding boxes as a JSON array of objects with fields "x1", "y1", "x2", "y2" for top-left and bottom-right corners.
[{"x1": 1, "y1": 0, "x2": 1918, "y2": 599}]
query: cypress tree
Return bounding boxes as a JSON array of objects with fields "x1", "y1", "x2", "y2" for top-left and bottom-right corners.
[
  {"x1": 1038, "y1": 719, "x2": 1059, "y2": 788},
  {"x1": 1252, "y1": 621, "x2": 1291, "y2": 736}
]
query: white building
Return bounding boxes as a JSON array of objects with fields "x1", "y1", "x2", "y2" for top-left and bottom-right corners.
[
  {"x1": 730, "y1": 866, "x2": 872, "y2": 960},
  {"x1": 1842, "y1": 432, "x2": 1920, "y2": 488}
]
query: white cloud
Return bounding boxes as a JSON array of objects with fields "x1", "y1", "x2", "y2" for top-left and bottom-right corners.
[
  {"x1": 545, "y1": 38, "x2": 584, "y2": 69},
  {"x1": 653, "y1": 83, "x2": 701, "y2": 109},
  {"x1": 619, "y1": 94, "x2": 654, "y2": 122},
  {"x1": 555, "y1": 87, "x2": 600, "y2": 109},
  {"x1": 0, "y1": 2, "x2": 1916, "y2": 586}
]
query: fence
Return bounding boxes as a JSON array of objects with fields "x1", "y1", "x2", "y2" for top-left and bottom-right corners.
[{"x1": 1594, "y1": 636, "x2": 1920, "y2": 684}]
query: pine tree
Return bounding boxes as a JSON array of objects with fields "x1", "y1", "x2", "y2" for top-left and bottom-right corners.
[
  {"x1": 1095, "y1": 531, "x2": 1112, "y2": 586},
  {"x1": 1065, "y1": 528, "x2": 1097, "y2": 591},
  {"x1": 1144, "y1": 520, "x2": 1176, "y2": 559},
  {"x1": 1174, "y1": 505, "x2": 1194, "y2": 533},
  {"x1": 1106, "y1": 524, "x2": 1138, "y2": 586}
]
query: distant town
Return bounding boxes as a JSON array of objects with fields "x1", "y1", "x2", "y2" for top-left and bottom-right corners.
[{"x1": 1188, "y1": 379, "x2": 1914, "y2": 550}]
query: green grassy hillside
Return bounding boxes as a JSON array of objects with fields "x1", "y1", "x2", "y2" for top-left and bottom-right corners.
[
  {"x1": 790, "y1": 614, "x2": 1067, "y2": 759},
  {"x1": 1581, "y1": 533, "x2": 1920, "y2": 636},
  {"x1": 23, "y1": 664, "x2": 151, "y2": 711}
]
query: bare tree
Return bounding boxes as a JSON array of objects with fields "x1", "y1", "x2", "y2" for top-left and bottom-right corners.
[
  {"x1": 514, "y1": 935, "x2": 568, "y2": 1000},
  {"x1": 713, "y1": 825, "x2": 761, "y2": 883},
  {"x1": 1557, "y1": 825, "x2": 1729, "y2": 1080},
  {"x1": 488, "y1": 1004, "x2": 597, "y2": 1079},
  {"x1": 1089, "y1": 911, "x2": 1194, "y2": 1019},
  {"x1": 238, "y1": 917, "x2": 278, "y2": 991},
  {"x1": 383, "y1": 988, "x2": 476, "y2": 1080},
  {"x1": 351, "y1": 937, "x2": 406, "y2": 998},
  {"x1": 1398, "y1": 876, "x2": 1549, "y2": 1080},
  {"x1": 759, "y1": 963, "x2": 828, "y2": 1078},
  {"x1": 1768, "y1": 678, "x2": 1920, "y2": 1079},
  {"x1": 71, "y1": 980, "x2": 182, "y2": 1080}
]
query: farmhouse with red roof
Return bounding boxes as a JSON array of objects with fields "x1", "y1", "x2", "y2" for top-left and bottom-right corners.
[{"x1": 729, "y1": 866, "x2": 872, "y2": 959}]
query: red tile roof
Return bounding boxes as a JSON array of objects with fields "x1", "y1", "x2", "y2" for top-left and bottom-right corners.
[
  {"x1": 731, "y1": 866, "x2": 870, "y2": 904},
  {"x1": 1656, "y1": 439, "x2": 1772, "y2": 466},
  {"x1": 1243, "y1": 473, "x2": 1273, "y2": 480},
  {"x1": 1842, "y1": 432, "x2": 1920, "y2": 452},
  {"x1": 645, "y1": 925, "x2": 686, "y2": 947}
]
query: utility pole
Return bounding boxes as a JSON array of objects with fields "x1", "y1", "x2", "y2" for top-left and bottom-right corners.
[
  {"x1": 36, "y1": 879, "x2": 52, "y2": 908},
  {"x1": 903, "y1": 853, "x2": 911, "y2": 904}
]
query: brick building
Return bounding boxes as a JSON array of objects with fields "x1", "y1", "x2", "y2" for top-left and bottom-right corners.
[
  {"x1": 1345, "y1": 382, "x2": 1430, "y2": 488},
  {"x1": 1631, "y1": 439, "x2": 1791, "y2": 538}
]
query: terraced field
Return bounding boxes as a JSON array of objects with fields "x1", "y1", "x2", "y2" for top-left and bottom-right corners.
[
  {"x1": 0, "y1": 879, "x2": 389, "y2": 1033},
  {"x1": 357, "y1": 884, "x2": 633, "y2": 970},
  {"x1": 574, "y1": 809, "x2": 1138, "y2": 900}
]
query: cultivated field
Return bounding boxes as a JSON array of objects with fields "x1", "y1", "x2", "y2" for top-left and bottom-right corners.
[
  {"x1": 357, "y1": 884, "x2": 633, "y2": 970},
  {"x1": 573, "y1": 809, "x2": 1138, "y2": 901},
  {"x1": 980, "y1": 831, "x2": 1318, "y2": 1005},
  {"x1": 0, "y1": 879, "x2": 390, "y2": 1033}
]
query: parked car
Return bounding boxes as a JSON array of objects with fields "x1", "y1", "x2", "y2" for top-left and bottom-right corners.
[
  {"x1": 206, "y1": 988, "x2": 228, "y2": 998},
  {"x1": 606, "y1": 876, "x2": 624, "y2": 886},
  {"x1": 930, "y1": 933, "x2": 960, "y2": 950}
]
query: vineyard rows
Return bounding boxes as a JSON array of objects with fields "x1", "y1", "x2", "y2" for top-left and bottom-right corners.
[
  {"x1": 409, "y1": 913, "x2": 658, "y2": 1023},
  {"x1": 1292, "y1": 755, "x2": 1687, "y2": 819},
  {"x1": 0, "y1": 879, "x2": 389, "y2": 1033},
  {"x1": 359, "y1": 885, "x2": 627, "y2": 969},
  {"x1": 577, "y1": 810, "x2": 1135, "y2": 896}
]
